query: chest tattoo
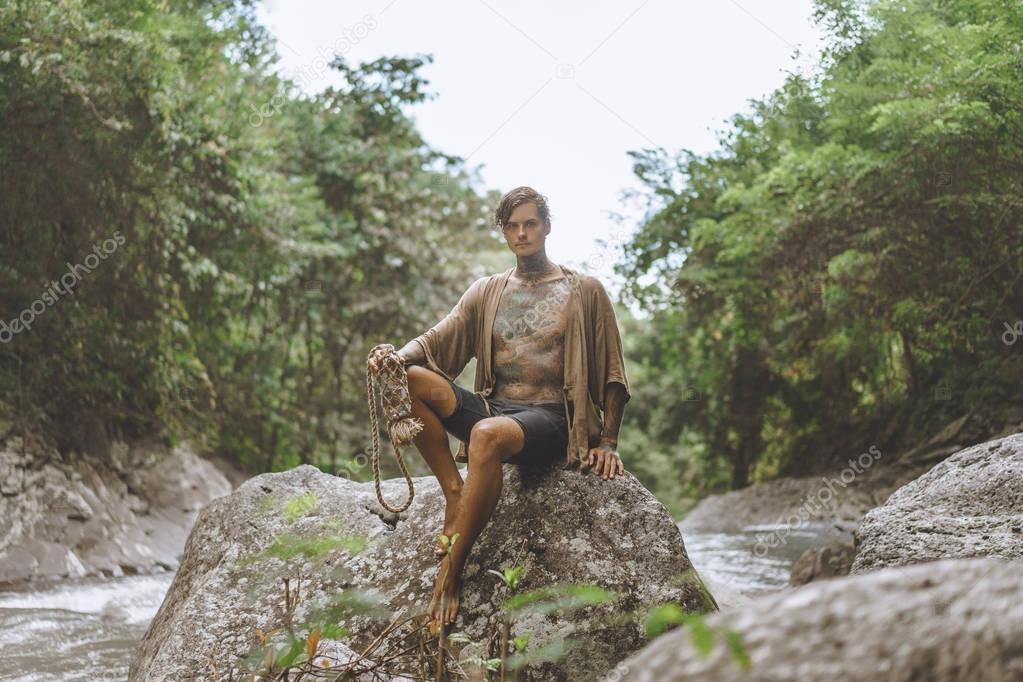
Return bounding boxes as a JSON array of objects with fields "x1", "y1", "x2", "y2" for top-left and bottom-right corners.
[{"x1": 492, "y1": 275, "x2": 572, "y2": 403}]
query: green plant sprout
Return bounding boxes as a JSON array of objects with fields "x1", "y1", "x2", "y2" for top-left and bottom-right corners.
[
  {"x1": 437, "y1": 531, "x2": 460, "y2": 554},
  {"x1": 643, "y1": 603, "x2": 750, "y2": 670},
  {"x1": 282, "y1": 491, "x2": 318, "y2": 522},
  {"x1": 487, "y1": 565, "x2": 526, "y2": 591}
]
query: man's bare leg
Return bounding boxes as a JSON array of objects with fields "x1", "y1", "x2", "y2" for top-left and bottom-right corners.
[
  {"x1": 405, "y1": 366, "x2": 465, "y2": 553},
  {"x1": 429, "y1": 416, "x2": 525, "y2": 626}
]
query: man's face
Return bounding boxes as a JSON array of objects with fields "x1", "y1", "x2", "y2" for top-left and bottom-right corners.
[{"x1": 502, "y1": 202, "x2": 549, "y2": 257}]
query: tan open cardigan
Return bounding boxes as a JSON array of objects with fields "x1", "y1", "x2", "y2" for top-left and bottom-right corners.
[{"x1": 412, "y1": 263, "x2": 631, "y2": 466}]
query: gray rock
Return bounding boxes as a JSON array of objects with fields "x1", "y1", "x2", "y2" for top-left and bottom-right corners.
[
  {"x1": 788, "y1": 541, "x2": 853, "y2": 586},
  {"x1": 615, "y1": 557, "x2": 1023, "y2": 682},
  {"x1": 852, "y1": 432, "x2": 1023, "y2": 573},
  {"x1": 0, "y1": 546, "x2": 37, "y2": 584},
  {"x1": 0, "y1": 449, "x2": 25, "y2": 495},
  {"x1": 0, "y1": 435, "x2": 232, "y2": 584},
  {"x1": 130, "y1": 463, "x2": 716, "y2": 681},
  {"x1": 26, "y1": 540, "x2": 88, "y2": 580}
]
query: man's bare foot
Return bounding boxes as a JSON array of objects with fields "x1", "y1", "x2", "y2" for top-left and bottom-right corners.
[
  {"x1": 427, "y1": 554, "x2": 463, "y2": 628},
  {"x1": 435, "y1": 489, "x2": 461, "y2": 559}
]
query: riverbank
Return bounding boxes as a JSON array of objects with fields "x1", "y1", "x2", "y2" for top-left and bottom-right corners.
[
  {"x1": 4, "y1": 408, "x2": 1020, "y2": 678},
  {"x1": 0, "y1": 520, "x2": 834, "y2": 681},
  {"x1": 680, "y1": 409, "x2": 1023, "y2": 535},
  {"x1": 617, "y1": 430, "x2": 1023, "y2": 680},
  {"x1": 0, "y1": 427, "x2": 232, "y2": 586}
]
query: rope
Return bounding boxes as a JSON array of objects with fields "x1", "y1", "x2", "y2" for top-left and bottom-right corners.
[{"x1": 365, "y1": 343, "x2": 423, "y2": 513}]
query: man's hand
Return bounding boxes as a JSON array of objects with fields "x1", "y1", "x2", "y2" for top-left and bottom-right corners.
[
  {"x1": 583, "y1": 441, "x2": 624, "y2": 480},
  {"x1": 368, "y1": 346, "x2": 405, "y2": 376}
]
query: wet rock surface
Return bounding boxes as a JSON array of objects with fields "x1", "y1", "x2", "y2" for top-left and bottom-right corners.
[
  {"x1": 616, "y1": 557, "x2": 1023, "y2": 682},
  {"x1": 852, "y1": 432, "x2": 1023, "y2": 573}
]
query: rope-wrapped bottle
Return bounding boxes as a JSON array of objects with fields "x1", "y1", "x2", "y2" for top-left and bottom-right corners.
[{"x1": 365, "y1": 343, "x2": 422, "y2": 513}]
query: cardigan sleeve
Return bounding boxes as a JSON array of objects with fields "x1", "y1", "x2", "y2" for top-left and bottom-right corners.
[
  {"x1": 592, "y1": 278, "x2": 631, "y2": 407},
  {"x1": 412, "y1": 277, "x2": 485, "y2": 381}
]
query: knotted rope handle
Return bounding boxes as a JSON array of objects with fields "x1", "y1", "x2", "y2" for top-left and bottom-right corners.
[{"x1": 366, "y1": 343, "x2": 423, "y2": 513}]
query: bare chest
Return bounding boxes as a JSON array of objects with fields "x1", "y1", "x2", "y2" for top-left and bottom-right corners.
[{"x1": 491, "y1": 275, "x2": 572, "y2": 400}]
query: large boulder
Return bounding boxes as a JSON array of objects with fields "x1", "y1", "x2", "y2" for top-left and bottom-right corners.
[
  {"x1": 852, "y1": 432, "x2": 1023, "y2": 573},
  {"x1": 614, "y1": 557, "x2": 1023, "y2": 681},
  {"x1": 130, "y1": 463, "x2": 716, "y2": 681},
  {"x1": 0, "y1": 433, "x2": 232, "y2": 584}
]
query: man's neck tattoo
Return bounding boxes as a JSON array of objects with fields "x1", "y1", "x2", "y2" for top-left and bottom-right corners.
[{"x1": 515, "y1": 254, "x2": 558, "y2": 287}]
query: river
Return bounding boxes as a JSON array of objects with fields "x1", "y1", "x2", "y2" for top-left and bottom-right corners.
[
  {"x1": 0, "y1": 573, "x2": 174, "y2": 682},
  {"x1": 0, "y1": 522, "x2": 847, "y2": 680}
]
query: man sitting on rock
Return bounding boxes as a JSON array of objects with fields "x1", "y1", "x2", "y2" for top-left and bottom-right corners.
[{"x1": 369, "y1": 186, "x2": 631, "y2": 629}]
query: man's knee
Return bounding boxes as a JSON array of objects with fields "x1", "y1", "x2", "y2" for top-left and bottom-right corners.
[{"x1": 469, "y1": 418, "x2": 521, "y2": 461}]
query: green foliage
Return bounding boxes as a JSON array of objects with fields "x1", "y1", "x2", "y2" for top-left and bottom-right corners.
[
  {"x1": 302, "y1": 590, "x2": 391, "y2": 632},
  {"x1": 619, "y1": 0, "x2": 1023, "y2": 496},
  {"x1": 273, "y1": 637, "x2": 306, "y2": 669},
  {"x1": 438, "y1": 531, "x2": 460, "y2": 553},
  {"x1": 501, "y1": 583, "x2": 617, "y2": 617},
  {"x1": 511, "y1": 633, "x2": 530, "y2": 653},
  {"x1": 487, "y1": 565, "x2": 526, "y2": 591},
  {"x1": 0, "y1": 0, "x2": 506, "y2": 473},
  {"x1": 440, "y1": 568, "x2": 626, "y2": 678},
  {"x1": 644, "y1": 604, "x2": 750, "y2": 670},
  {"x1": 240, "y1": 578, "x2": 391, "y2": 679},
  {"x1": 242, "y1": 532, "x2": 367, "y2": 566},
  {"x1": 505, "y1": 639, "x2": 578, "y2": 673}
]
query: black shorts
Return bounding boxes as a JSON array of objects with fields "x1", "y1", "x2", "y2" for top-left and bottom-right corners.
[{"x1": 438, "y1": 379, "x2": 569, "y2": 464}]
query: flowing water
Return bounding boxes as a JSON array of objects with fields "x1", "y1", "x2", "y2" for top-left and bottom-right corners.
[
  {"x1": 682, "y1": 522, "x2": 853, "y2": 597},
  {"x1": 0, "y1": 573, "x2": 174, "y2": 681},
  {"x1": 0, "y1": 523, "x2": 847, "y2": 680}
]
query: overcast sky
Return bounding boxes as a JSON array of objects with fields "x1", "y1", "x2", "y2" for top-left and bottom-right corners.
[{"x1": 256, "y1": 0, "x2": 826, "y2": 309}]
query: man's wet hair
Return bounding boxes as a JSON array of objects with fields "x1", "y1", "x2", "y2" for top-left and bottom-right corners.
[{"x1": 495, "y1": 186, "x2": 552, "y2": 231}]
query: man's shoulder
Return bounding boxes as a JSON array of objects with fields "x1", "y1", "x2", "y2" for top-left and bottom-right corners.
[
  {"x1": 460, "y1": 268, "x2": 513, "y2": 301},
  {"x1": 472, "y1": 267, "x2": 514, "y2": 289},
  {"x1": 566, "y1": 268, "x2": 607, "y2": 294}
]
